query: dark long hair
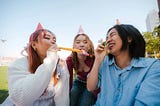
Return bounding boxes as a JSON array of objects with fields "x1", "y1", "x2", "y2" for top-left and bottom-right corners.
[{"x1": 107, "y1": 24, "x2": 146, "y2": 59}]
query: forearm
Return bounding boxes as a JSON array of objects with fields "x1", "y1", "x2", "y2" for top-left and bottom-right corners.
[
  {"x1": 87, "y1": 59, "x2": 101, "y2": 91},
  {"x1": 8, "y1": 55, "x2": 58, "y2": 105}
]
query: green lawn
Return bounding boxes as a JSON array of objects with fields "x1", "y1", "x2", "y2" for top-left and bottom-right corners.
[{"x1": 0, "y1": 66, "x2": 8, "y2": 104}]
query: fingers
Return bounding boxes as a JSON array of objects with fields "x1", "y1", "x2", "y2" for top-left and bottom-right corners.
[
  {"x1": 96, "y1": 44, "x2": 105, "y2": 52},
  {"x1": 48, "y1": 44, "x2": 59, "y2": 52}
]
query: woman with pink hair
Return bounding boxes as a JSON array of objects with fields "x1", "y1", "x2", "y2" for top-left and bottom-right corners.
[{"x1": 2, "y1": 23, "x2": 69, "y2": 106}]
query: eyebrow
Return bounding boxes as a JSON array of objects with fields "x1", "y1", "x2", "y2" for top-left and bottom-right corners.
[
  {"x1": 44, "y1": 33, "x2": 55, "y2": 38},
  {"x1": 110, "y1": 32, "x2": 116, "y2": 35},
  {"x1": 106, "y1": 31, "x2": 116, "y2": 39}
]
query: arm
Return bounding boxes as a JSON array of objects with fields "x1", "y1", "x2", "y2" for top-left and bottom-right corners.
[
  {"x1": 87, "y1": 44, "x2": 107, "y2": 91},
  {"x1": 8, "y1": 51, "x2": 59, "y2": 106},
  {"x1": 134, "y1": 59, "x2": 160, "y2": 105}
]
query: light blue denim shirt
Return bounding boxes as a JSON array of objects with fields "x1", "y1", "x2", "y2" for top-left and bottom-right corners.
[{"x1": 94, "y1": 56, "x2": 160, "y2": 106}]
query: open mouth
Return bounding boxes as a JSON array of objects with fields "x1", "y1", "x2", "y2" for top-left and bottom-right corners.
[{"x1": 108, "y1": 43, "x2": 114, "y2": 49}]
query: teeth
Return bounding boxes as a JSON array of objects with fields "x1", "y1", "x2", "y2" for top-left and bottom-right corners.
[{"x1": 108, "y1": 43, "x2": 113, "y2": 48}]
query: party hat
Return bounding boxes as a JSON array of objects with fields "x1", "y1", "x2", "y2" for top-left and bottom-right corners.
[
  {"x1": 77, "y1": 25, "x2": 85, "y2": 34},
  {"x1": 116, "y1": 19, "x2": 120, "y2": 25},
  {"x1": 36, "y1": 22, "x2": 43, "y2": 30},
  {"x1": 29, "y1": 23, "x2": 43, "y2": 42}
]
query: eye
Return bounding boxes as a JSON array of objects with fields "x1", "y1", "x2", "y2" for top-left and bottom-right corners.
[
  {"x1": 110, "y1": 33, "x2": 116, "y2": 37},
  {"x1": 83, "y1": 40, "x2": 87, "y2": 44},
  {"x1": 75, "y1": 41, "x2": 80, "y2": 44},
  {"x1": 53, "y1": 38, "x2": 56, "y2": 42},
  {"x1": 44, "y1": 36, "x2": 50, "y2": 40}
]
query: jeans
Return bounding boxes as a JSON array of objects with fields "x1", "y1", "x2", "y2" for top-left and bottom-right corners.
[{"x1": 70, "y1": 79, "x2": 96, "y2": 106}]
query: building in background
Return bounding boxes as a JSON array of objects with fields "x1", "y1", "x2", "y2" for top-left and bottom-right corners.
[
  {"x1": 146, "y1": 10, "x2": 159, "y2": 32},
  {"x1": 158, "y1": 0, "x2": 160, "y2": 19},
  {"x1": 0, "y1": 57, "x2": 17, "y2": 66}
]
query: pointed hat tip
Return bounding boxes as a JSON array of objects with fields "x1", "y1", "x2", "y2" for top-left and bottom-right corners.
[
  {"x1": 36, "y1": 22, "x2": 43, "y2": 30},
  {"x1": 77, "y1": 25, "x2": 85, "y2": 34}
]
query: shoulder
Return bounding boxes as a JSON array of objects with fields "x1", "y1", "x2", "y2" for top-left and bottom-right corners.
[
  {"x1": 101, "y1": 56, "x2": 110, "y2": 65},
  {"x1": 136, "y1": 57, "x2": 160, "y2": 74},
  {"x1": 9, "y1": 56, "x2": 28, "y2": 67},
  {"x1": 136, "y1": 57, "x2": 159, "y2": 67},
  {"x1": 66, "y1": 56, "x2": 73, "y2": 65},
  {"x1": 66, "y1": 56, "x2": 72, "y2": 62},
  {"x1": 8, "y1": 56, "x2": 29, "y2": 72}
]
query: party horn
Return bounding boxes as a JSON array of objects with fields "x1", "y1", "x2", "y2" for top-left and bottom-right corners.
[
  {"x1": 59, "y1": 47, "x2": 90, "y2": 56},
  {"x1": 58, "y1": 47, "x2": 82, "y2": 52}
]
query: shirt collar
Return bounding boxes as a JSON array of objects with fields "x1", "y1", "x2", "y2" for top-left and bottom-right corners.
[{"x1": 108, "y1": 57, "x2": 147, "y2": 68}]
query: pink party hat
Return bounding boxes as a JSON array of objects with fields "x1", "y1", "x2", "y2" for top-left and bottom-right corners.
[
  {"x1": 77, "y1": 25, "x2": 85, "y2": 34},
  {"x1": 116, "y1": 19, "x2": 120, "y2": 25},
  {"x1": 29, "y1": 23, "x2": 43, "y2": 42},
  {"x1": 36, "y1": 22, "x2": 43, "y2": 30}
]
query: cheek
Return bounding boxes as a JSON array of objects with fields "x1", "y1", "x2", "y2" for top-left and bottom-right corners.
[
  {"x1": 38, "y1": 42, "x2": 51, "y2": 54},
  {"x1": 43, "y1": 44, "x2": 51, "y2": 52},
  {"x1": 85, "y1": 44, "x2": 90, "y2": 50},
  {"x1": 73, "y1": 44, "x2": 79, "y2": 48},
  {"x1": 42, "y1": 40, "x2": 51, "y2": 48},
  {"x1": 116, "y1": 40, "x2": 123, "y2": 49}
]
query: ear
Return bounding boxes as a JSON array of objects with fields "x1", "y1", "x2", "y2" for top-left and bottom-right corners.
[
  {"x1": 31, "y1": 42, "x2": 37, "y2": 51},
  {"x1": 127, "y1": 37, "x2": 132, "y2": 43}
]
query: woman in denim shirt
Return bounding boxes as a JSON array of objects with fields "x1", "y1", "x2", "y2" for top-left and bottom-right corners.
[{"x1": 87, "y1": 24, "x2": 160, "y2": 106}]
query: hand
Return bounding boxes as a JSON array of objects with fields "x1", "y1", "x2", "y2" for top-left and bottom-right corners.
[
  {"x1": 94, "y1": 43, "x2": 108, "y2": 63},
  {"x1": 47, "y1": 44, "x2": 59, "y2": 52},
  {"x1": 46, "y1": 44, "x2": 59, "y2": 61}
]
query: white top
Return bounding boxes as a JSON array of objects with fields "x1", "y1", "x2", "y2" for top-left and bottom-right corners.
[{"x1": 2, "y1": 52, "x2": 69, "y2": 106}]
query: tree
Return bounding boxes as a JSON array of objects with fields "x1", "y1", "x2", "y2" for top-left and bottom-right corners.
[{"x1": 143, "y1": 26, "x2": 160, "y2": 58}]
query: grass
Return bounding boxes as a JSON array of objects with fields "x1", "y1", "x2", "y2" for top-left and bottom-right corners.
[{"x1": 0, "y1": 66, "x2": 9, "y2": 104}]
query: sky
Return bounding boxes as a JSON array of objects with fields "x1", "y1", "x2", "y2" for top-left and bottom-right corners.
[{"x1": 0, "y1": 0, "x2": 159, "y2": 59}]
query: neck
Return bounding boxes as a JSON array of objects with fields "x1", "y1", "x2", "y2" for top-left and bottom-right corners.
[
  {"x1": 114, "y1": 51, "x2": 131, "y2": 69},
  {"x1": 77, "y1": 54, "x2": 86, "y2": 61}
]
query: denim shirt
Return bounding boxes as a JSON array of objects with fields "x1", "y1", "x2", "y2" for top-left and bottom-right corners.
[{"x1": 94, "y1": 56, "x2": 160, "y2": 106}]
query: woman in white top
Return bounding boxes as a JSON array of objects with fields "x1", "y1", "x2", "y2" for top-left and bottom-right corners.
[{"x1": 2, "y1": 24, "x2": 69, "y2": 106}]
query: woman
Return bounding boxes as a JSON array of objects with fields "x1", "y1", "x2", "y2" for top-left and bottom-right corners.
[
  {"x1": 2, "y1": 24, "x2": 69, "y2": 106},
  {"x1": 87, "y1": 24, "x2": 160, "y2": 106},
  {"x1": 66, "y1": 26, "x2": 99, "y2": 106}
]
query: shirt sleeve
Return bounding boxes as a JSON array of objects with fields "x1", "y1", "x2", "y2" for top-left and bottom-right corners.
[
  {"x1": 8, "y1": 53, "x2": 58, "y2": 106},
  {"x1": 135, "y1": 59, "x2": 160, "y2": 105},
  {"x1": 54, "y1": 59, "x2": 70, "y2": 106}
]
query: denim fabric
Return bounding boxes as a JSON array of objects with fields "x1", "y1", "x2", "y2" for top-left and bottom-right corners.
[
  {"x1": 70, "y1": 79, "x2": 96, "y2": 106},
  {"x1": 95, "y1": 56, "x2": 160, "y2": 106}
]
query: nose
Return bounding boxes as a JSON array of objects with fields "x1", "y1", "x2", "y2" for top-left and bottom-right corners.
[
  {"x1": 79, "y1": 42, "x2": 85, "y2": 47},
  {"x1": 51, "y1": 39, "x2": 56, "y2": 44},
  {"x1": 106, "y1": 35, "x2": 112, "y2": 44}
]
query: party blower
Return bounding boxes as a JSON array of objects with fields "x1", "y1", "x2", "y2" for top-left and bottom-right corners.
[
  {"x1": 48, "y1": 46, "x2": 90, "y2": 56},
  {"x1": 58, "y1": 47, "x2": 90, "y2": 56}
]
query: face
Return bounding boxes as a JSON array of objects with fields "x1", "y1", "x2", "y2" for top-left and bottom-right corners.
[
  {"x1": 106, "y1": 28, "x2": 123, "y2": 56},
  {"x1": 32, "y1": 31, "x2": 56, "y2": 60},
  {"x1": 73, "y1": 35, "x2": 90, "y2": 55}
]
